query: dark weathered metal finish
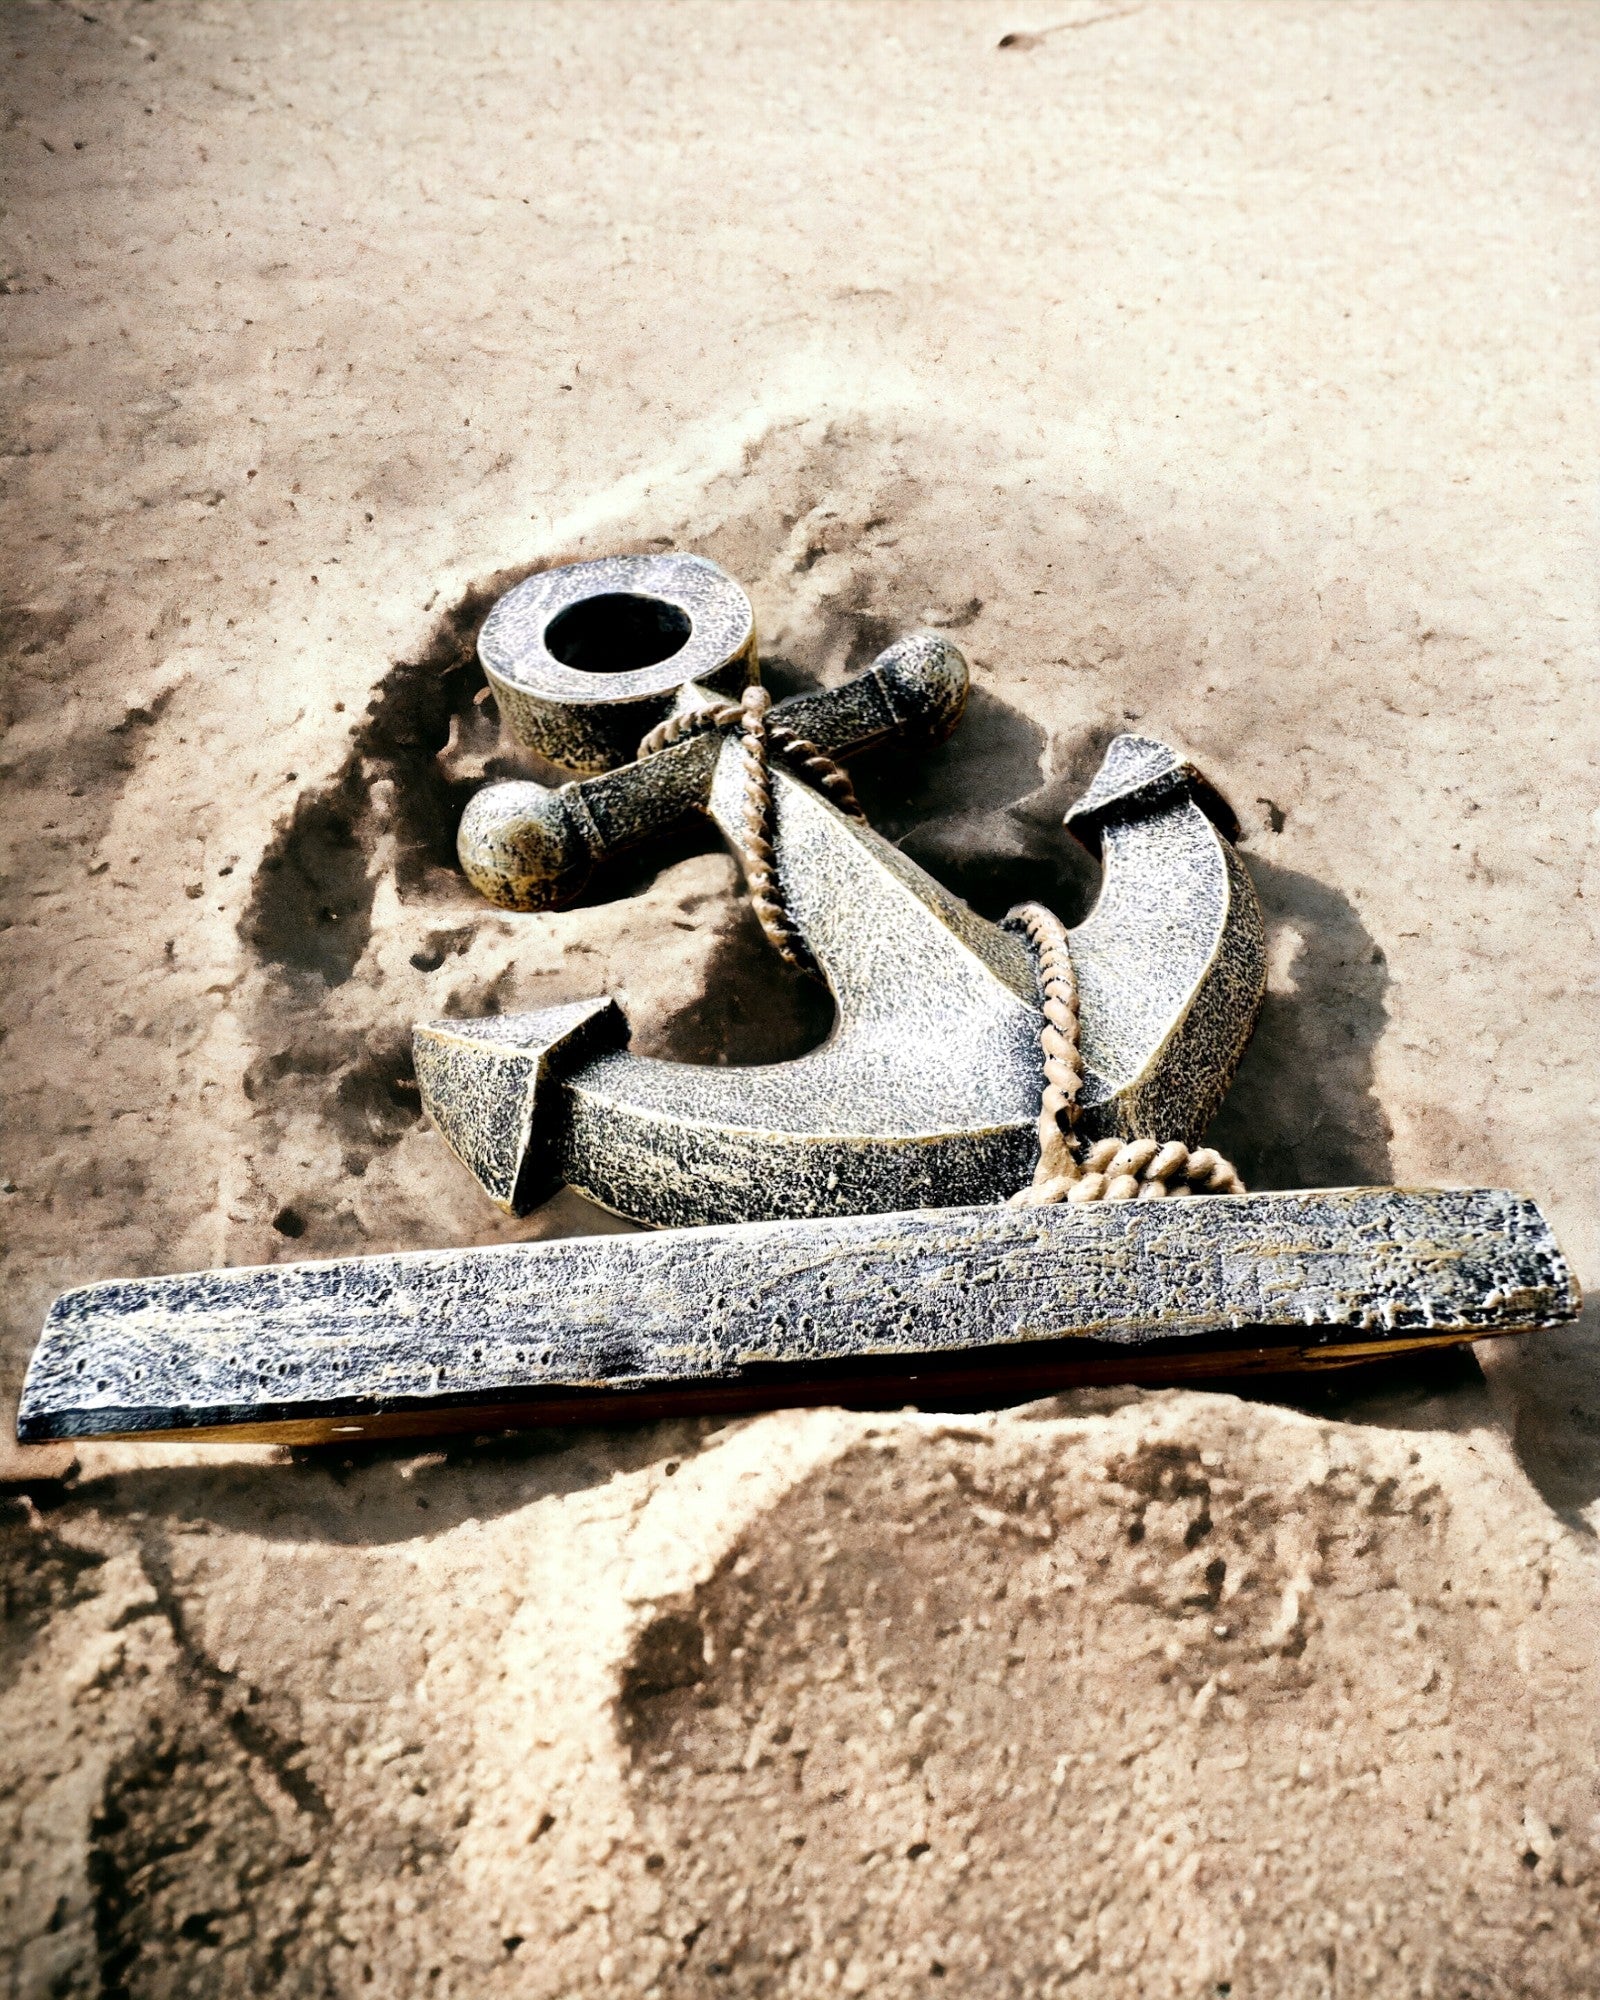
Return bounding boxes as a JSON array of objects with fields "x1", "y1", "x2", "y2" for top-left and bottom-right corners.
[
  {"x1": 410, "y1": 997, "x2": 625, "y2": 1213},
  {"x1": 436, "y1": 555, "x2": 1265, "y2": 1227},
  {"x1": 16, "y1": 1189, "x2": 1578, "y2": 1444},
  {"x1": 477, "y1": 551, "x2": 759, "y2": 774},
  {"x1": 422, "y1": 727, "x2": 1265, "y2": 1228},
  {"x1": 457, "y1": 628, "x2": 970, "y2": 912}
]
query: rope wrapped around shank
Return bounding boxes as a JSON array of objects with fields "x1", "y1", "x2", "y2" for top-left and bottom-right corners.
[
  {"x1": 1002, "y1": 901, "x2": 1246, "y2": 1206},
  {"x1": 637, "y1": 684, "x2": 864, "y2": 973}
]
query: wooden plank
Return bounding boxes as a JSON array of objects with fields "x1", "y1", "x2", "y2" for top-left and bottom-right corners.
[{"x1": 16, "y1": 1187, "x2": 1578, "y2": 1444}]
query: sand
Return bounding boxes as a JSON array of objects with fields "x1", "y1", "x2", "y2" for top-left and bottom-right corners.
[{"x1": 2, "y1": 2, "x2": 1597, "y2": 1993}]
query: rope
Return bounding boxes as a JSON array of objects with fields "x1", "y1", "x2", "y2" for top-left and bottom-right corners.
[
  {"x1": 637, "y1": 684, "x2": 864, "y2": 972},
  {"x1": 635, "y1": 712, "x2": 1247, "y2": 1205},
  {"x1": 1003, "y1": 900, "x2": 1246, "y2": 1206}
]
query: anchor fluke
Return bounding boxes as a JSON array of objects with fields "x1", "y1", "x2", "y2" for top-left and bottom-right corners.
[
  {"x1": 1064, "y1": 733, "x2": 1241, "y2": 854},
  {"x1": 412, "y1": 997, "x2": 626, "y2": 1213}
]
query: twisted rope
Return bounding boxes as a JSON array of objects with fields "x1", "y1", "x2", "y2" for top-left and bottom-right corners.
[
  {"x1": 1003, "y1": 901, "x2": 1246, "y2": 1206},
  {"x1": 637, "y1": 684, "x2": 863, "y2": 972}
]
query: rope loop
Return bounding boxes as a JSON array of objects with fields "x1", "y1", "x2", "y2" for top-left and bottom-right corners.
[
  {"x1": 1003, "y1": 900, "x2": 1245, "y2": 1207},
  {"x1": 636, "y1": 683, "x2": 862, "y2": 973}
]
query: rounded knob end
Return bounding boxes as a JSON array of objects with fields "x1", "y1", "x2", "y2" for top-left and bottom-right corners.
[
  {"x1": 457, "y1": 782, "x2": 593, "y2": 912},
  {"x1": 875, "y1": 631, "x2": 969, "y2": 744}
]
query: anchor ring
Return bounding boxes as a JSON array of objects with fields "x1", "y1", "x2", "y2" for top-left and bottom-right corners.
[{"x1": 477, "y1": 551, "x2": 758, "y2": 773}]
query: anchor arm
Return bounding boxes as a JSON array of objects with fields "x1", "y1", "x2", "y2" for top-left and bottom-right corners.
[
  {"x1": 417, "y1": 732, "x2": 1267, "y2": 1228},
  {"x1": 1064, "y1": 735, "x2": 1267, "y2": 1144}
]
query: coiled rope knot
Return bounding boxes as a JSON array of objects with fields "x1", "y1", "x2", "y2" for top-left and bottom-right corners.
[
  {"x1": 637, "y1": 683, "x2": 864, "y2": 973},
  {"x1": 1003, "y1": 900, "x2": 1246, "y2": 1207}
]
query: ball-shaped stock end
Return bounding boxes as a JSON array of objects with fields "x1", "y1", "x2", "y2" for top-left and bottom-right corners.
[
  {"x1": 875, "y1": 631, "x2": 969, "y2": 745},
  {"x1": 456, "y1": 781, "x2": 593, "y2": 912}
]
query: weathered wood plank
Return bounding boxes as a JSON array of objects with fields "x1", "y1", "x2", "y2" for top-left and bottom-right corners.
[{"x1": 16, "y1": 1188, "x2": 1578, "y2": 1444}]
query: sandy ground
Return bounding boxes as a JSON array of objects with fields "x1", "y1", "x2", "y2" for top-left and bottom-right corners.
[{"x1": 1, "y1": 1, "x2": 1597, "y2": 1993}]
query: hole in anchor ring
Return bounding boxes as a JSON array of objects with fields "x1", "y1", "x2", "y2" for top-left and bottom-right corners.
[{"x1": 543, "y1": 593, "x2": 691, "y2": 675}]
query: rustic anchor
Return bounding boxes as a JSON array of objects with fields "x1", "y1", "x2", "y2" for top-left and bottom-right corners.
[
  {"x1": 14, "y1": 552, "x2": 1579, "y2": 1446},
  {"x1": 414, "y1": 553, "x2": 1267, "y2": 1229}
]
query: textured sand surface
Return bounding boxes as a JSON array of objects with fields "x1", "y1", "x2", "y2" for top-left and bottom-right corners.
[{"x1": 2, "y1": 2, "x2": 1597, "y2": 1994}]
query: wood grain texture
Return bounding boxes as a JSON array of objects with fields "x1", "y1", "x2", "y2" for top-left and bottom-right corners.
[{"x1": 17, "y1": 1187, "x2": 1577, "y2": 1443}]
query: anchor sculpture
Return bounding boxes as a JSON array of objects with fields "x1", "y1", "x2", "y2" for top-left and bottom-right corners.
[
  {"x1": 14, "y1": 553, "x2": 1578, "y2": 1445},
  {"x1": 414, "y1": 552, "x2": 1265, "y2": 1228}
]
